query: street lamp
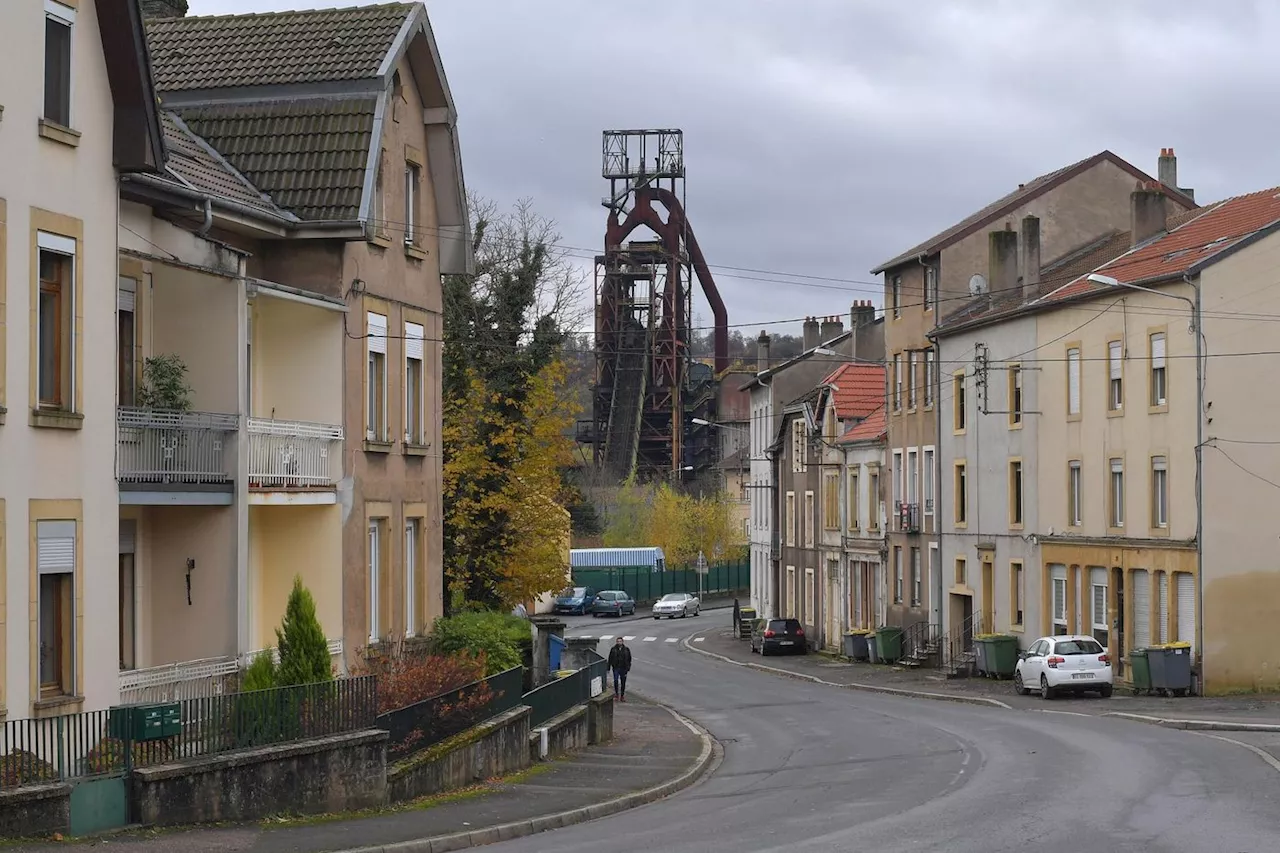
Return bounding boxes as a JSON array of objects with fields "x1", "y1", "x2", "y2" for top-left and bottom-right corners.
[{"x1": 1086, "y1": 272, "x2": 1204, "y2": 675}]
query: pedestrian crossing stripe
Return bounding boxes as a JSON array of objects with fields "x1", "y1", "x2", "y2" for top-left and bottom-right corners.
[
  {"x1": 665, "y1": 638, "x2": 678, "y2": 643},
  {"x1": 643, "y1": 637, "x2": 657, "y2": 642},
  {"x1": 693, "y1": 637, "x2": 705, "y2": 642},
  {"x1": 600, "y1": 635, "x2": 614, "y2": 640},
  {"x1": 623, "y1": 636, "x2": 636, "y2": 641},
  {"x1": 574, "y1": 634, "x2": 709, "y2": 643}
]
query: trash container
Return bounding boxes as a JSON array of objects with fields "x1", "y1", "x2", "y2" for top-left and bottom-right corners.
[
  {"x1": 868, "y1": 633, "x2": 881, "y2": 664},
  {"x1": 985, "y1": 635, "x2": 1019, "y2": 678},
  {"x1": 843, "y1": 630, "x2": 870, "y2": 661},
  {"x1": 738, "y1": 607, "x2": 757, "y2": 639},
  {"x1": 1128, "y1": 648, "x2": 1151, "y2": 695},
  {"x1": 974, "y1": 636, "x2": 991, "y2": 676},
  {"x1": 1148, "y1": 642, "x2": 1193, "y2": 697},
  {"x1": 876, "y1": 626, "x2": 904, "y2": 663}
]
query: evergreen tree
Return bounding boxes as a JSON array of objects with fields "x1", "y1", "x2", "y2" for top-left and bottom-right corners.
[{"x1": 274, "y1": 576, "x2": 332, "y2": 686}]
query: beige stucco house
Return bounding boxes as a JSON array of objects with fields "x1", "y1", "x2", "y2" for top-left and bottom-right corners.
[{"x1": 0, "y1": 0, "x2": 164, "y2": 715}]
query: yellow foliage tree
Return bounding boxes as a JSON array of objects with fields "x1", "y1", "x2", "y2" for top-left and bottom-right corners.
[{"x1": 601, "y1": 482, "x2": 744, "y2": 568}]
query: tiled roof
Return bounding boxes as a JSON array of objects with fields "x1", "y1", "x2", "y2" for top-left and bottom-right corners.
[
  {"x1": 838, "y1": 409, "x2": 886, "y2": 444},
  {"x1": 1043, "y1": 190, "x2": 1280, "y2": 303},
  {"x1": 146, "y1": 3, "x2": 411, "y2": 91},
  {"x1": 176, "y1": 99, "x2": 377, "y2": 221},
  {"x1": 871, "y1": 151, "x2": 1195, "y2": 274},
  {"x1": 820, "y1": 363, "x2": 885, "y2": 420},
  {"x1": 158, "y1": 112, "x2": 287, "y2": 218}
]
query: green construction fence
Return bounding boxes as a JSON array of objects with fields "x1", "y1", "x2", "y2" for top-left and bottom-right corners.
[{"x1": 571, "y1": 558, "x2": 749, "y2": 605}]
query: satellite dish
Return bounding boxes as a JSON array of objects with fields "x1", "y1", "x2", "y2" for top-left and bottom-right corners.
[{"x1": 969, "y1": 274, "x2": 988, "y2": 296}]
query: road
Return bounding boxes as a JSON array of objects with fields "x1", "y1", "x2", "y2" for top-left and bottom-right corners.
[{"x1": 509, "y1": 610, "x2": 1280, "y2": 853}]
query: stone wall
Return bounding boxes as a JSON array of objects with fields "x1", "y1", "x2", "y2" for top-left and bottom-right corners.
[
  {"x1": 587, "y1": 692, "x2": 614, "y2": 745},
  {"x1": 387, "y1": 705, "x2": 531, "y2": 804},
  {"x1": 529, "y1": 704, "x2": 588, "y2": 761},
  {"x1": 0, "y1": 784, "x2": 70, "y2": 838}
]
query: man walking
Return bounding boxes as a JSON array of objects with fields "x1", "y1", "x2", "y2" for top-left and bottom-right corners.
[{"x1": 608, "y1": 636, "x2": 632, "y2": 702}]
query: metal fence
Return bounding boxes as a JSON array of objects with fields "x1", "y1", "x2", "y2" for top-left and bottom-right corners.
[
  {"x1": 116, "y1": 407, "x2": 238, "y2": 485},
  {"x1": 118, "y1": 657, "x2": 242, "y2": 706},
  {"x1": 375, "y1": 667, "x2": 523, "y2": 761},
  {"x1": 246, "y1": 417, "x2": 343, "y2": 488},
  {"x1": 571, "y1": 557, "x2": 748, "y2": 605},
  {"x1": 523, "y1": 652, "x2": 609, "y2": 728}
]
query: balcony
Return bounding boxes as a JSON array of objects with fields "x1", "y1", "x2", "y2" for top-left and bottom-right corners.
[
  {"x1": 247, "y1": 417, "x2": 343, "y2": 491},
  {"x1": 117, "y1": 407, "x2": 239, "y2": 503},
  {"x1": 896, "y1": 501, "x2": 921, "y2": 533},
  {"x1": 119, "y1": 640, "x2": 347, "y2": 704}
]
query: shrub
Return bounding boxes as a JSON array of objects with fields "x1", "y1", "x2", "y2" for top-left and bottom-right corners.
[
  {"x1": 275, "y1": 576, "x2": 332, "y2": 687},
  {"x1": 242, "y1": 650, "x2": 278, "y2": 692},
  {"x1": 430, "y1": 611, "x2": 528, "y2": 675},
  {"x1": 353, "y1": 639, "x2": 487, "y2": 715}
]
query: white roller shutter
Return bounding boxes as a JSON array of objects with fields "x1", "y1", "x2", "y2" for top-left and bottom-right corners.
[
  {"x1": 37, "y1": 521, "x2": 76, "y2": 575},
  {"x1": 1051, "y1": 565, "x2": 1067, "y2": 633},
  {"x1": 1091, "y1": 567, "x2": 1108, "y2": 629},
  {"x1": 1151, "y1": 334, "x2": 1166, "y2": 368},
  {"x1": 404, "y1": 322, "x2": 424, "y2": 361},
  {"x1": 118, "y1": 277, "x2": 136, "y2": 312},
  {"x1": 1067, "y1": 349, "x2": 1081, "y2": 414},
  {"x1": 1177, "y1": 573, "x2": 1195, "y2": 653},
  {"x1": 119, "y1": 520, "x2": 137, "y2": 554},
  {"x1": 1132, "y1": 570, "x2": 1151, "y2": 650},
  {"x1": 366, "y1": 312, "x2": 388, "y2": 355},
  {"x1": 1109, "y1": 341, "x2": 1123, "y2": 379},
  {"x1": 1157, "y1": 572, "x2": 1170, "y2": 644}
]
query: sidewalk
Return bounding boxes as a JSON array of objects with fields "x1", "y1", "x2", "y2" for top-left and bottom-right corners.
[
  {"x1": 692, "y1": 626, "x2": 1280, "y2": 727},
  {"x1": 11, "y1": 700, "x2": 707, "y2": 853}
]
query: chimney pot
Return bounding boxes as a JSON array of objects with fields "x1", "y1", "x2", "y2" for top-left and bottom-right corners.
[
  {"x1": 1020, "y1": 215, "x2": 1041, "y2": 302},
  {"x1": 803, "y1": 317, "x2": 821, "y2": 351},
  {"x1": 820, "y1": 315, "x2": 843, "y2": 343},
  {"x1": 756, "y1": 331, "x2": 771, "y2": 374}
]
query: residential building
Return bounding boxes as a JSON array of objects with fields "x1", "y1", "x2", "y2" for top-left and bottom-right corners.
[
  {"x1": 773, "y1": 386, "x2": 822, "y2": 646},
  {"x1": 713, "y1": 368, "x2": 754, "y2": 539},
  {"x1": 140, "y1": 2, "x2": 472, "y2": 671},
  {"x1": 872, "y1": 150, "x2": 1197, "y2": 640},
  {"x1": 0, "y1": 0, "x2": 164, "y2": 714},
  {"x1": 838, "y1": 409, "x2": 887, "y2": 633},
  {"x1": 745, "y1": 303, "x2": 883, "y2": 617}
]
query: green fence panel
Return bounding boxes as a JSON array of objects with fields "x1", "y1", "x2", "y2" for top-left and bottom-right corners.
[{"x1": 571, "y1": 558, "x2": 748, "y2": 605}]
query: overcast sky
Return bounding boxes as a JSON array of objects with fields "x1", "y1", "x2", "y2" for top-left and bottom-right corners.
[{"x1": 189, "y1": 0, "x2": 1274, "y2": 337}]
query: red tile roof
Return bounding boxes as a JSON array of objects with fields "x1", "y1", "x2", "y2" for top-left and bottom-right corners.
[
  {"x1": 820, "y1": 363, "x2": 885, "y2": 420},
  {"x1": 1044, "y1": 188, "x2": 1280, "y2": 302},
  {"x1": 838, "y1": 409, "x2": 886, "y2": 444}
]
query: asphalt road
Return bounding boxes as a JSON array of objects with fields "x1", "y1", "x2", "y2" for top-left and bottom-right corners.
[{"x1": 495, "y1": 612, "x2": 1280, "y2": 853}]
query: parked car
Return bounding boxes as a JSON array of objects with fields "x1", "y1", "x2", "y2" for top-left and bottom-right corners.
[
  {"x1": 652, "y1": 592, "x2": 701, "y2": 619},
  {"x1": 554, "y1": 586, "x2": 597, "y2": 615},
  {"x1": 750, "y1": 618, "x2": 806, "y2": 656},
  {"x1": 1014, "y1": 635, "x2": 1113, "y2": 699},
  {"x1": 590, "y1": 590, "x2": 636, "y2": 617}
]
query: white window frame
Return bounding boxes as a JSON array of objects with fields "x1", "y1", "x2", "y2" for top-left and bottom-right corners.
[
  {"x1": 894, "y1": 546, "x2": 904, "y2": 603},
  {"x1": 1152, "y1": 456, "x2": 1168, "y2": 528},
  {"x1": 907, "y1": 448, "x2": 918, "y2": 506},
  {"x1": 1108, "y1": 340, "x2": 1124, "y2": 410},
  {"x1": 404, "y1": 162, "x2": 420, "y2": 245},
  {"x1": 892, "y1": 450, "x2": 904, "y2": 509},
  {"x1": 37, "y1": 232, "x2": 77, "y2": 412},
  {"x1": 1110, "y1": 459, "x2": 1125, "y2": 528},
  {"x1": 1067, "y1": 346, "x2": 1082, "y2": 415},
  {"x1": 924, "y1": 350, "x2": 935, "y2": 407},
  {"x1": 1150, "y1": 332, "x2": 1167, "y2": 407},
  {"x1": 892, "y1": 275, "x2": 902, "y2": 319},
  {"x1": 44, "y1": 1, "x2": 76, "y2": 128},
  {"x1": 368, "y1": 520, "x2": 382, "y2": 642},
  {"x1": 922, "y1": 447, "x2": 935, "y2": 516},
  {"x1": 405, "y1": 519, "x2": 418, "y2": 637},
  {"x1": 366, "y1": 312, "x2": 388, "y2": 441},
  {"x1": 1069, "y1": 460, "x2": 1082, "y2": 526},
  {"x1": 893, "y1": 354, "x2": 903, "y2": 410},
  {"x1": 907, "y1": 352, "x2": 917, "y2": 409},
  {"x1": 404, "y1": 321, "x2": 425, "y2": 444},
  {"x1": 924, "y1": 266, "x2": 937, "y2": 312},
  {"x1": 910, "y1": 547, "x2": 922, "y2": 607}
]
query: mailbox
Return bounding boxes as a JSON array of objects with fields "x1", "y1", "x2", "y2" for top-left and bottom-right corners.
[{"x1": 109, "y1": 703, "x2": 182, "y2": 742}]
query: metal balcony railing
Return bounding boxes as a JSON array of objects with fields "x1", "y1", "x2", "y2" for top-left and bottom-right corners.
[
  {"x1": 895, "y1": 501, "x2": 921, "y2": 533},
  {"x1": 116, "y1": 407, "x2": 239, "y2": 485},
  {"x1": 119, "y1": 656, "x2": 241, "y2": 705},
  {"x1": 247, "y1": 417, "x2": 343, "y2": 489}
]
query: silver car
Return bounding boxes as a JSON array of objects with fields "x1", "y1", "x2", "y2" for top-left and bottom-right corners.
[{"x1": 652, "y1": 592, "x2": 701, "y2": 619}]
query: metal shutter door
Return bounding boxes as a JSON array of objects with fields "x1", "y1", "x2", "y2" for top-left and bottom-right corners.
[
  {"x1": 1132, "y1": 570, "x2": 1151, "y2": 649},
  {"x1": 37, "y1": 521, "x2": 76, "y2": 574},
  {"x1": 366, "y1": 312, "x2": 388, "y2": 354},
  {"x1": 1051, "y1": 565, "x2": 1067, "y2": 632},
  {"x1": 1157, "y1": 573, "x2": 1170, "y2": 644},
  {"x1": 1090, "y1": 567, "x2": 1107, "y2": 628},
  {"x1": 1177, "y1": 573, "x2": 1195, "y2": 651}
]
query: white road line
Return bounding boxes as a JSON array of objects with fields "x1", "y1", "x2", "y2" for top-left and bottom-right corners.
[
  {"x1": 643, "y1": 637, "x2": 657, "y2": 642},
  {"x1": 623, "y1": 636, "x2": 636, "y2": 641},
  {"x1": 693, "y1": 637, "x2": 706, "y2": 643},
  {"x1": 600, "y1": 635, "x2": 614, "y2": 641},
  {"x1": 665, "y1": 637, "x2": 679, "y2": 643}
]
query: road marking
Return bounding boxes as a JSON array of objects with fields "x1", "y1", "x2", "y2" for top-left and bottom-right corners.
[
  {"x1": 643, "y1": 637, "x2": 657, "y2": 642},
  {"x1": 693, "y1": 637, "x2": 705, "y2": 643},
  {"x1": 665, "y1": 637, "x2": 679, "y2": 643},
  {"x1": 1196, "y1": 732, "x2": 1280, "y2": 776},
  {"x1": 623, "y1": 636, "x2": 636, "y2": 641},
  {"x1": 1035, "y1": 710, "x2": 1092, "y2": 718},
  {"x1": 599, "y1": 635, "x2": 614, "y2": 641}
]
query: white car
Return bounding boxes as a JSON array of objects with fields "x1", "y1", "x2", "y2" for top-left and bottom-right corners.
[
  {"x1": 1013, "y1": 634, "x2": 1113, "y2": 699},
  {"x1": 652, "y1": 592, "x2": 701, "y2": 619}
]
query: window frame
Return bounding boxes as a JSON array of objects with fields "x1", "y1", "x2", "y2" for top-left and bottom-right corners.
[
  {"x1": 31, "y1": 222, "x2": 82, "y2": 423},
  {"x1": 1010, "y1": 561, "x2": 1024, "y2": 629},
  {"x1": 867, "y1": 469, "x2": 880, "y2": 531},
  {"x1": 924, "y1": 265, "x2": 938, "y2": 313},
  {"x1": 1008, "y1": 458, "x2": 1024, "y2": 529},
  {"x1": 404, "y1": 321, "x2": 426, "y2": 445},
  {"x1": 952, "y1": 370, "x2": 966, "y2": 433},
  {"x1": 118, "y1": 276, "x2": 138, "y2": 407},
  {"x1": 404, "y1": 161, "x2": 420, "y2": 247},
  {"x1": 924, "y1": 349, "x2": 936, "y2": 408},
  {"x1": 955, "y1": 556, "x2": 966, "y2": 586},
  {"x1": 43, "y1": 2, "x2": 76, "y2": 131},
  {"x1": 1149, "y1": 329, "x2": 1168, "y2": 411},
  {"x1": 953, "y1": 460, "x2": 968, "y2": 527},
  {"x1": 906, "y1": 351, "x2": 917, "y2": 410},
  {"x1": 366, "y1": 310, "x2": 389, "y2": 443},
  {"x1": 405, "y1": 517, "x2": 419, "y2": 637},
  {"x1": 368, "y1": 517, "x2": 385, "y2": 642},
  {"x1": 910, "y1": 547, "x2": 922, "y2": 607},
  {"x1": 847, "y1": 468, "x2": 860, "y2": 530},
  {"x1": 1068, "y1": 459, "x2": 1083, "y2": 527},
  {"x1": 1008, "y1": 363, "x2": 1023, "y2": 428},
  {"x1": 785, "y1": 491, "x2": 796, "y2": 547},
  {"x1": 1109, "y1": 457, "x2": 1125, "y2": 530},
  {"x1": 803, "y1": 490, "x2": 815, "y2": 549},
  {"x1": 1107, "y1": 338, "x2": 1124, "y2": 413},
  {"x1": 1066, "y1": 344, "x2": 1082, "y2": 420},
  {"x1": 922, "y1": 447, "x2": 935, "y2": 518},
  {"x1": 31, "y1": 506, "x2": 82, "y2": 705},
  {"x1": 893, "y1": 546, "x2": 903, "y2": 603},
  {"x1": 823, "y1": 472, "x2": 840, "y2": 531},
  {"x1": 1151, "y1": 455, "x2": 1169, "y2": 531},
  {"x1": 892, "y1": 353, "x2": 902, "y2": 411},
  {"x1": 891, "y1": 275, "x2": 902, "y2": 319}
]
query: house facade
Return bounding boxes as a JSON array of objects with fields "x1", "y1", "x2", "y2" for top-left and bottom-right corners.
[
  {"x1": 839, "y1": 410, "x2": 887, "y2": 633},
  {"x1": 0, "y1": 0, "x2": 163, "y2": 714},
  {"x1": 874, "y1": 150, "x2": 1197, "y2": 642},
  {"x1": 774, "y1": 388, "x2": 822, "y2": 645}
]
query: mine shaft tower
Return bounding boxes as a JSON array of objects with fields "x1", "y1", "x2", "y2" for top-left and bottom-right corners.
[{"x1": 589, "y1": 129, "x2": 728, "y2": 484}]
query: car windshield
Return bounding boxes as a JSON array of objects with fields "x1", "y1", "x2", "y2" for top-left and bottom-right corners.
[
  {"x1": 660, "y1": 594, "x2": 684, "y2": 602},
  {"x1": 768, "y1": 619, "x2": 801, "y2": 632},
  {"x1": 1055, "y1": 639, "x2": 1104, "y2": 655},
  {"x1": 560, "y1": 587, "x2": 586, "y2": 598},
  {"x1": 598, "y1": 592, "x2": 616, "y2": 601}
]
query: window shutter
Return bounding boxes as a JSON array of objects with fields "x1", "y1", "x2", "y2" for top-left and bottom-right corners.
[
  {"x1": 367, "y1": 312, "x2": 388, "y2": 355},
  {"x1": 37, "y1": 520, "x2": 76, "y2": 574},
  {"x1": 118, "y1": 277, "x2": 136, "y2": 312},
  {"x1": 1109, "y1": 341, "x2": 1122, "y2": 380},
  {"x1": 404, "y1": 322, "x2": 425, "y2": 361},
  {"x1": 1176, "y1": 573, "x2": 1195, "y2": 652},
  {"x1": 1151, "y1": 334, "x2": 1166, "y2": 368}
]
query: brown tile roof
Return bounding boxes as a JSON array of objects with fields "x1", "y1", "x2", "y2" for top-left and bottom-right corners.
[
  {"x1": 175, "y1": 98, "x2": 377, "y2": 221},
  {"x1": 837, "y1": 408, "x2": 886, "y2": 444},
  {"x1": 820, "y1": 363, "x2": 885, "y2": 420},
  {"x1": 1043, "y1": 190, "x2": 1280, "y2": 303},
  {"x1": 158, "y1": 112, "x2": 287, "y2": 218},
  {"x1": 146, "y1": 3, "x2": 412, "y2": 92},
  {"x1": 871, "y1": 151, "x2": 1196, "y2": 274}
]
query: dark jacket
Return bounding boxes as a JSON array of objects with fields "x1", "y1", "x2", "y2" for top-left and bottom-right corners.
[{"x1": 608, "y1": 644, "x2": 632, "y2": 673}]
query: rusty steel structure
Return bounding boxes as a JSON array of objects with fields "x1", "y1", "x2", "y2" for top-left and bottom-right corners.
[{"x1": 586, "y1": 129, "x2": 728, "y2": 484}]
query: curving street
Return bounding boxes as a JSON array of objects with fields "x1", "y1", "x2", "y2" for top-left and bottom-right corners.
[{"x1": 499, "y1": 611, "x2": 1280, "y2": 853}]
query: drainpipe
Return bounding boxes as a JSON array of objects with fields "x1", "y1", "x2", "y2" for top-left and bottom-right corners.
[
  {"x1": 196, "y1": 198, "x2": 213, "y2": 237},
  {"x1": 236, "y1": 255, "x2": 252, "y2": 659},
  {"x1": 1188, "y1": 272, "x2": 1204, "y2": 690}
]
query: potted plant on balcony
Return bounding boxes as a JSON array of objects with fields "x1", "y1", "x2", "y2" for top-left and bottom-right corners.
[{"x1": 138, "y1": 354, "x2": 194, "y2": 413}]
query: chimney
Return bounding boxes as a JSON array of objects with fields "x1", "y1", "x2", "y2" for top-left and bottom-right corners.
[
  {"x1": 1020, "y1": 215, "x2": 1041, "y2": 302},
  {"x1": 1131, "y1": 180, "x2": 1168, "y2": 247},
  {"x1": 849, "y1": 299, "x2": 876, "y2": 332},
  {"x1": 141, "y1": 0, "x2": 189, "y2": 17},
  {"x1": 988, "y1": 227, "x2": 1019, "y2": 301},
  {"x1": 1158, "y1": 147, "x2": 1177, "y2": 190},
  {"x1": 756, "y1": 331, "x2": 771, "y2": 374},
  {"x1": 802, "y1": 317, "x2": 821, "y2": 351},
  {"x1": 819, "y1": 315, "x2": 843, "y2": 343}
]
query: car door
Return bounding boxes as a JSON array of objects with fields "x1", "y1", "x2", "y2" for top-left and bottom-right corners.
[
  {"x1": 1024, "y1": 639, "x2": 1048, "y2": 681},
  {"x1": 621, "y1": 592, "x2": 633, "y2": 614}
]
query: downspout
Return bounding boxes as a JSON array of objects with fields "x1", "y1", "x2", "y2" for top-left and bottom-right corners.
[
  {"x1": 196, "y1": 197, "x2": 213, "y2": 237},
  {"x1": 1188, "y1": 271, "x2": 1205, "y2": 690}
]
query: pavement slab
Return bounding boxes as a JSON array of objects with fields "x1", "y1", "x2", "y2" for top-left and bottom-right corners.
[{"x1": 8, "y1": 700, "x2": 703, "y2": 853}]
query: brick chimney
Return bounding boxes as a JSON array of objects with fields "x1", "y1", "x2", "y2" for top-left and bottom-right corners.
[
  {"x1": 756, "y1": 331, "x2": 771, "y2": 374},
  {"x1": 1020, "y1": 215, "x2": 1041, "y2": 303},
  {"x1": 849, "y1": 300, "x2": 875, "y2": 332},
  {"x1": 802, "y1": 317, "x2": 821, "y2": 351},
  {"x1": 1131, "y1": 180, "x2": 1168, "y2": 247},
  {"x1": 141, "y1": 0, "x2": 189, "y2": 17},
  {"x1": 819, "y1": 315, "x2": 843, "y2": 343},
  {"x1": 1158, "y1": 147, "x2": 1195, "y2": 201},
  {"x1": 989, "y1": 226, "x2": 1019, "y2": 301}
]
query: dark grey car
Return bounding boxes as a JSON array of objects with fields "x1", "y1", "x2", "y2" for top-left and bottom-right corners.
[
  {"x1": 750, "y1": 618, "x2": 807, "y2": 656},
  {"x1": 590, "y1": 590, "x2": 636, "y2": 617}
]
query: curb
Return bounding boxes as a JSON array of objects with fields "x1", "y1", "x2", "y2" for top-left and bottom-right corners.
[
  {"x1": 682, "y1": 632, "x2": 1014, "y2": 710},
  {"x1": 333, "y1": 700, "x2": 719, "y2": 853},
  {"x1": 1104, "y1": 712, "x2": 1280, "y2": 733}
]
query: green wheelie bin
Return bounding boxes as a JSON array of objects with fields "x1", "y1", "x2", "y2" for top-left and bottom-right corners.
[{"x1": 1128, "y1": 648, "x2": 1152, "y2": 695}]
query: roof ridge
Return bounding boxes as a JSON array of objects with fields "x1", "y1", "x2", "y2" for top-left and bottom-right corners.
[{"x1": 150, "y1": 2, "x2": 412, "y2": 24}]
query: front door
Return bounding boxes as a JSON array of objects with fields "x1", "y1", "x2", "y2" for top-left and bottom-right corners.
[{"x1": 929, "y1": 546, "x2": 942, "y2": 627}]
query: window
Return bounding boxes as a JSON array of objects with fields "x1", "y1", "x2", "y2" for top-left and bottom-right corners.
[
  {"x1": 1152, "y1": 456, "x2": 1168, "y2": 528},
  {"x1": 1068, "y1": 460, "x2": 1082, "y2": 526},
  {"x1": 785, "y1": 567, "x2": 796, "y2": 618},
  {"x1": 1108, "y1": 340, "x2": 1123, "y2": 411},
  {"x1": 118, "y1": 277, "x2": 137, "y2": 407},
  {"x1": 1008, "y1": 364, "x2": 1023, "y2": 426},
  {"x1": 1052, "y1": 576, "x2": 1068, "y2": 635},
  {"x1": 868, "y1": 471, "x2": 880, "y2": 530},
  {"x1": 785, "y1": 492, "x2": 796, "y2": 546},
  {"x1": 953, "y1": 371, "x2": 966, "y2": 432},
  {"x1": 847, "y1": 470, "x2": 859, "y2": 529},
  {"x1": 891, "y1": 275, "x2": 901, "y2": 319},
  {"x1": 368, "y1": 519, "x2": 384, "y2": 641},
  {"x1": 892, "y1": 450, "x2": 903, "y2": 510},
  {"x1": 804, "y1": 568, "x2": 815, "y2": 620},
  {"x1": 823, "y1": 472, "x2": 839, "y2": 530},
  {"x1": 954, "y1": 461, "x2": 967, "y2": 525},
  {"x1": 44, "y1": 3, "x2": 74, "y2": 128},
  {"x1": 119, "y1": 521, "x2": 136, "y2": 671},
  {"x1": 924, "y1": 266, "x2": 937, "y2": 312},
  {"x1": 923, "y1": 449, "x2": 935, "y2": 515},
  {"x1": 404, "y1": 162, "x2": 421, "y2": 246},
  {"x1": 907, "y1": 352, "x2": 917, "y2": 409},
  {"x1": 791, "y1": 420, "x2": 806, "y2": 472},
  {"x1": 955, "y1": 556, "x2": 966, "y2": 586},
  {"x1": 372, "y1": 149, "x2": 388, "y2": 239},
  {"x1": 38, "y1": 520, "x2": 76, "y2": 697},
  {"x1": 892, "y1": 354, "x2": 902, "y2": 411},
  {"x1": 38, "y1": 237, "x2": 75, "y2": 410},
  {"x1": 1011, "y1": 562, "x2": 1024, "y2": 626},
  {"x1": 893, "y1": 547, "x2": 903, "y2": 602},
  {"x1": 1009, "y1": 460, "x2": 1024, "y2": 527},
  {"x1": 405, "y1": 518, "x2": 419, "y2": 637},
  {"x1": 1150, "y1": 332, "x2": 1167, "y2": 407},
  {"x1": 1091, "y1": 571, "x2": 1109, "y2": 647},
  {"x1": 366, "y1": 312, "x2": 388, "y2": 441},
  {"x1": 803, "y1": 491, "x2": 814, "y2": 548},
  {"x1": 907, "y1": 449, "x2": 918, "y2": 506},
  {"x1": 910, "y1": 547, "x2": 921, "y2": 606},
  {"x1": 1067, "y1": 346, "x2": 1081, "y2": 416},
  {"x1": 1110, "y1": 458, "x2": 1125, "y2": 528},
  {"x1": 404, "y1": 321, "x2": 425, "y2": 444},
  {"x1": 924, "y1": 350, "x2": 936, "y2": 407}
]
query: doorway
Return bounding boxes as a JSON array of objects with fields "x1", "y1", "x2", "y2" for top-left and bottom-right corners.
[
  {"x1": 980, "y1": 555, "x2": 994, "y2": 634},
  {"x1": 929, "y1": 545, "x2": 942, "y2": 627}
]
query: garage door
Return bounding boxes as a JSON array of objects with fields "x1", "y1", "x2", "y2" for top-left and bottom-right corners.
[{"x1": 1132, "y1": 569, "x2": 1151, "y2": 650}]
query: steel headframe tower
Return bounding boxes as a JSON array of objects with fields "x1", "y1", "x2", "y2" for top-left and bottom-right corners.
[{"x1": 590, "y1": 129, "x2": 728, "y2": 486}]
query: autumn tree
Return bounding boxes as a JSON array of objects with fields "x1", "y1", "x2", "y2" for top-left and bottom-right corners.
[{"x1": 600, "y1": 483, "x2": 745, "y2": 568}]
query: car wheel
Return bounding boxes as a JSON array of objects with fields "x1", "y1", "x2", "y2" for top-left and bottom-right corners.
[
  {"x1": 1040, "y1": 675, "x2": 1054, "y2": 700},
  {"x1": 761, "y1": 646, "x2": 770, "y2": 657},
  {"x1": 1013, "y1": 670, "x2": 1031, "y2": 696},
  {"x1": 653, "y1": 615, "x2": 660, "y2": 620},
  {"x1": 1099, "y1": 684, "x2": 1113, "y2": 699}
]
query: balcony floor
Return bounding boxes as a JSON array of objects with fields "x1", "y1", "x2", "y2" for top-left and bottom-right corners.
[{"x1": 120, "y1": 481, "x2": 235, "y2": 506}]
